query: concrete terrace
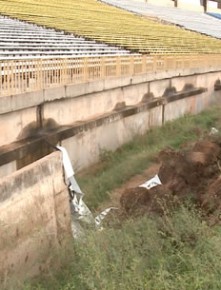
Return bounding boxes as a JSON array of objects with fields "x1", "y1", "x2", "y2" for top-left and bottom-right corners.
[
  {"x1": 101, "y1": 0, "x2": 221, "y2": 39},
  {"x1": 0, "y1": 0, "x2": 221, "y2": 54},
  {"x1": 0, "y1": 16, "x2": 131, "y2": 59}
]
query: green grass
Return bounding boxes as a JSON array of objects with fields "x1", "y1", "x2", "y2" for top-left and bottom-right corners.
[
  {"x1": 25, "y1": 206, "x2": 221, "y2": 290},
  {"x1": 20, "y1": 106, "x2": 221, "y2": 290},
  {"x1": 78, "y1": 106, "x2": 221, "y2": 210}
]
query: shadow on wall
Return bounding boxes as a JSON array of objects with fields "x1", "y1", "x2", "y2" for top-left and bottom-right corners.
[
  {"x1": 16, "y1": 118, "x2": 60, "y2": 169},
  {"x1": 214, "y1": 79, "x2": 221, "y2": 91}
]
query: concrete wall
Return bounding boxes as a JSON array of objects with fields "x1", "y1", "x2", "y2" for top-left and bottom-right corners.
[
  {"x1": 0, "y1": 68, "x2": 220, "y2": 176},
  {"x1": 178, "y1": 0, "x2": 204, "y2": 11},
  {"x1": 0, "y1": 161, "x2": 16, "y2": 179},
  {"x1": 27, "y1": 71, "x2": 221, "y2": 127},
  {"x1": 62, "y1": 89, "x2": 221, "y2": 169},
  {"x1": 164, "y1": 91, "x2": 205, "y2": 122},
  {"x1": 0, "y1": 152, "x2": 71, "y2": 288},
  {"x1": 0, "y1": 67, "x2": 220, "y2": 147},
  {"x1": 62, "y1": 105, "x2": 163, "y2": 169},
  {"x1": 0, "y1": 107, "x2": 36, "y2": 146}
]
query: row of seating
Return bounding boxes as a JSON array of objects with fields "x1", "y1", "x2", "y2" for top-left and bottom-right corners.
[
  {"x1": 0, "y1": 0, "x2": 221, "y2": 55},
  {"x1": 0, "y1": 16, "x2": 131, "y2": 59},
  {"x1": 102, "y1": 0, "x2": 221, "y2": 39}
]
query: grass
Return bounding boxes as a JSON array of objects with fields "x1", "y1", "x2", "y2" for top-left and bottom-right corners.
[
  {"x1": 19, "y1": 106, "x2": 221, "y2": 290},
  {"x1": 24, "y1": 206, "x2": 221, "y2": 290}
]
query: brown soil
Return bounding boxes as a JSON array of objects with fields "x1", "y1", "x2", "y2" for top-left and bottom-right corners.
[
  {"x1": 98, "y1": 163, "x2": 161, "y2": 212},
  {"x1": 120, "y1": 135, "x2": 221, "y2": 222}
]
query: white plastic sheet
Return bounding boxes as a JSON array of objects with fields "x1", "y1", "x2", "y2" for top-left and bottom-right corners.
[
  {"x1": 57, "y1": 146, "x2": 75, "y2": 179},
  {"x1": 209, "y1": 127, "x2": 219, "y2": 135},
  {"x1": 57, "y1": 145, "x2": 117, "y2": 238},
  {"x1": 139, "y1": 174, "x2": 162, "y2": 190},
  {"x1": 95, "y1": 207, "x2": 118, "y2": 227}
]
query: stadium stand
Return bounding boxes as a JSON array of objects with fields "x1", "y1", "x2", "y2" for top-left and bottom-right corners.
[
  {"x1": 0, "y1": 0, "x2": 221, "y2": 54},
  {"x1": 101, "y1": 0, "x2": 221, "y2": 39},
  {"x1": 0, "y1": 16, "x2": 131, "y2": 59},
  {"x1": 207, "y1": 12, "x2": 221, "y2": 20}
]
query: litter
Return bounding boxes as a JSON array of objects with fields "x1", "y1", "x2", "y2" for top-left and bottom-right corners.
[
  {"x1": 95, "y1": 207, "x2": 118, "y2": 227},
  {"x1": 139, "y1": 174, "x2": 162, "y2": 190},
  {"x1": 56, "y1": 146, "x2": 117, "y2": 238},
  {"x1": 209, "y1": 127, "x2": 219, "y2": 135}
]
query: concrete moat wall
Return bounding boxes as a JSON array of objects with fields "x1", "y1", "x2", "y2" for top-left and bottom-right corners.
[
  {"x1": 0, "y1": 152, "x2": 71, "y2": 288},
  {"x1": 0, "y1": 68, "x2": 221, "y2": 176}
]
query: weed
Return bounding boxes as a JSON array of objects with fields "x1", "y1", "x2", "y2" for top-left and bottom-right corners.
[{"x1": 25, "y1": 206, "x2": 221, "y2": 290}]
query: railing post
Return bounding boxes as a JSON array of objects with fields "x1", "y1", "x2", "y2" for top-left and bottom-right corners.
[
  {"x1": 6, "y1": 61, "x2": 9, "y2": 95},
  {"x1": 37, "y1": 59, "x2": 42, "y2": 90},
  {"x1": 116, "y1": 56, "x2": 121, "y2": 77},
  {"x1": 142, "y1": 54, "x2": 147, "y2": 74},
  {"x1": 100, "y1": 57, "x2": 105, "y2": 79},
  {"x1": 62, "y1": 58, "x2": 68, "y2": 85},
  {"x1": 12, "y1": 61, "x2": 16, "y2": 94},
  {"x1": 0, "y1": 62, "x2": 2, "y2": 96},
  {"x1": 130, "y1": 55, "x2": 134, "y2": 76},
  {"x1": 163, "y1": 55, "x2": 167, "y2": 71},
  {"x1": 153, "y1": 55, "x2": 157, "y2": 72},
  {"x1": 84, "y1": 57, "x2": 89, "y2": 82}
]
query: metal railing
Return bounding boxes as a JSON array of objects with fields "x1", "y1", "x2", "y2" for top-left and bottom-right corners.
[{"x1": 1, "y1": 54, "x2": 221, "y2": 97}]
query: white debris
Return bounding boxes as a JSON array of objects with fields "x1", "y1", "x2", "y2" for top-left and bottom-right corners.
[
  {"x1": 56, "y1": 146, "x2": 75, "y2": 179},
  {"x1": 139, "y1": 174, "x2": 162, "y2": 190},
  {"x1": 57, "y1": 145, "x2": 117, "y2": 238},
  {"x1": 210, "y1": 127, "x2": 219, "y2": 135},
  {"x1": 95, "y1": 207, "x2": 118, "y2": 227}
]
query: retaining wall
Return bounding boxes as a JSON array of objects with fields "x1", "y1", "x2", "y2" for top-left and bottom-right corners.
[
  {"x1": 0, "y1": 152, "x2": 71, "y2": 288},
  {"x1": 0, "y1": 68, "x2": 221, "y2": 176}
]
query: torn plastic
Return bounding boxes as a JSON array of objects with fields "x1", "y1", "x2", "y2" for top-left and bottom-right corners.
[
  {"x1": 139, "y1": 174, "x2": 162, "y2": 190},
  {"x1": 95, "y1": 207, "x2": 118, "y2": 227},
  {"x1": 57, "y1": 146, "x2": 117, "y2": 238},
  {"x1": 209, "y1": 127, "x2": 219, "y2": 135}
]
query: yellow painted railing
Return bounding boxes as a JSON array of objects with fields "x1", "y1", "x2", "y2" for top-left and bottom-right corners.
[{"x1": 1, "y1": 54, "x2": 221, "y2": 97}]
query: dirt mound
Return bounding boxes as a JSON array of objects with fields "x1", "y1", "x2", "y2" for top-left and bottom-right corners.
[{"x1": 120, "y1": 136, "x2": 221, "y2": 220}]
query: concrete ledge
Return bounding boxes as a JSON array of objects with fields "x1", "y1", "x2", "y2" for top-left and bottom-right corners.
[
  {"x1": 0, "y1": 91, "x2": 44, "y2": 115},
  {"x1": 166, "y1": 87, "x2": 207, "y2": 103},
  {"x1": 44, "y1": 86, "x2": 66, "y2": 101}
]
